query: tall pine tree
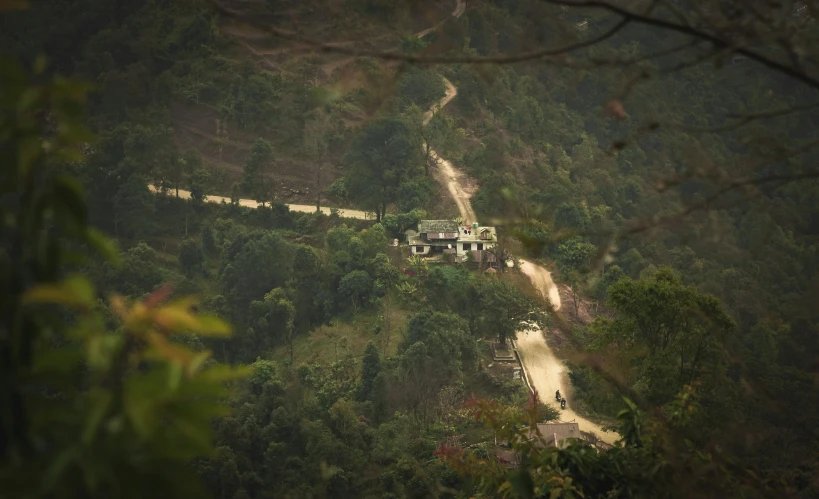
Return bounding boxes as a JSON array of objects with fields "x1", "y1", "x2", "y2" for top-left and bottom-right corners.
[{"x1": 359, "y1": 342, "x2": 381, "y2": 402}]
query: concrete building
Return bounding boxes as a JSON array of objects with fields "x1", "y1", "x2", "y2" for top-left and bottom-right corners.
[
  {"x1": 494, "y1": 422, "x2": 583, "y2": 468},
  {"x1": 408, "y1": 220, "x2": 498, "y2": 263}
]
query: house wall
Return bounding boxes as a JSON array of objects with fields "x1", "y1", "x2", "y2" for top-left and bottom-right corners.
[
  {"x1": 411, "y1": 245, "x2": 431, "y2": 255},
  {"x1": 456, "y1": 241, "x2": 494, "y2": 256}
]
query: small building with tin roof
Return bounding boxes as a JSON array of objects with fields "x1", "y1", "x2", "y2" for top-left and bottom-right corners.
[{"x1": 409, "y1": 220, "x2": 498, "y2": 263}]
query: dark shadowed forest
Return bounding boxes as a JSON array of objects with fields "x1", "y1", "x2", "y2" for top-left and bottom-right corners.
[{"x1": 1, "y1": 0, "x2": 818, "y2": 498}]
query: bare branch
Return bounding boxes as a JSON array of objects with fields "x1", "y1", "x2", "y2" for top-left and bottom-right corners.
[
  {"x1": 212, "y1": 1, "x2": 633, "y2": 65},
  {"x1": 539, "y1": 0, "x2": 819, "y2": 90}
]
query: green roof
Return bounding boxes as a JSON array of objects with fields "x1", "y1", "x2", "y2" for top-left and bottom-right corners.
[{"x1": 418, "y1": 220, "x2": 459, "y2": 233}]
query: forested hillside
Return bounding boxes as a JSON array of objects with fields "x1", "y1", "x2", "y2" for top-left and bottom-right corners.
[{"x1": 2, "y1": 0, "x2": 819, "y2": 498}]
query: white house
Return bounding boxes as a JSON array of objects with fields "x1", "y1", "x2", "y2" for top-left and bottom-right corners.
[{"x1": 408, "y1": 220, "x2": 498, "y2": 263}]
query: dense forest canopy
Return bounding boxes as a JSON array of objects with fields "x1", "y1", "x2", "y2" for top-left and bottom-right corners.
[{"x1": 1, "y1": 0, "x2": 819, "y2": 497}]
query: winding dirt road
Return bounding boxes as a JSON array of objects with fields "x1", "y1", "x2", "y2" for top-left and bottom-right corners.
[
  {"x1": 520, "y1": 260, "x2": 562, "y2": 312},
  {"x1": 515, "y1": 264, "x2": 617, "y2": 443},
  {"x1": 408, "y1": 1, "x2": 616, "y2": 442},
  {"x1": 423, "y1": 79, "x2": 477, "y2": 224}
]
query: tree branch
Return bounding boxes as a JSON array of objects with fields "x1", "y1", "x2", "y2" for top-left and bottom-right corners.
[
  {"x1": 539, "y1": 0, "x2": 819, "y2": 90},
  {"x1": 212, "y1": 1, "x2": 633, "y2": 65}
]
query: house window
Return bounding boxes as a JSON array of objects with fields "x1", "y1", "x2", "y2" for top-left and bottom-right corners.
[
  {"x1": 415, "y1": 246, "x2": 424, "y2": 253},
  {"x1": 463, "y1": 243, "x2": 472, "y2": 251},
  {"x1": 477, "y1": 243, "x2": 483, "y2": 251}
]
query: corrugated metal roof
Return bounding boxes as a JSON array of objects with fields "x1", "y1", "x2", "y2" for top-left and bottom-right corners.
[
  {"x1": 528, "y1": 423, "x2": 581, "y2": 449},
  {"x1": 418, "y1": 220, "x2": 459, "y2": 233}
]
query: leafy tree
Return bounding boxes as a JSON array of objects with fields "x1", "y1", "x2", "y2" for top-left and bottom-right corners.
[
  {"x1": 342, "y1": 117, "x2": 423, "y2": 221},
  {"x1": 94, "y1": 242, "x2": 164, "y2": 298},
  {"x1": 555, "y1": 237, "x2": 597, "y2": 272},
  {"x1": 303, "y1": 108, "x2": 333, "y2": 211},
  {"x1": 594, "y1": 267, "x2": 736, "y2": 406},
  {"x1": 179, "y1": 239, "x2": 204, "y2": 277},
  {"x1": 402, "y1": 310, "x2": 476, "y2": 373},
  {"x1": 473, "y1": 276, "x2": 548, "y2": 344},
  {"x1": 400, "y1": 35, "x2": 429, "y2": 54},
  {"x1": 326, "y1": 225, "x2": 357, "y2": 253},
  {"x1": 402, "y1": 104, "x2": 451, "y2": 176},
  {"x1": 370, "y1": 372, "x2": 389, "y2": 424},
  {"x1": 423, "y1": 265, "x2": 473, "y2": 313},
  {"x1": 249, "y1": 288, "x2": 296, "y2": 360},
  {"x1": 396, "y1": 68, "x2": 446, "y2": 110},
  {"x1": 113, "y1": 174, "x2": 155, "y2": 240},
  {"x1": 358, "y1": 342, "x2": 381, "y2": 402},
  {"x1": 200, "y1": 224, "x2": 216, "y2": 256},
  {"x1": 220, "y1": 62, "x2": 282, "y2": 131},
  {"x1": 597, "y1": 264, "x2": 626, "y2": 299},
  {"x1": 554, "y1": 202, "x2": 591, "y2": 231},
  {"x1": 289, "y1": 244, "x2": 323, "y2": 331},
  {"x1": 359, "y1": 223, "x2": 389, "y2": 258},
  {"x1": 381, "y1": 209, "x2": 425, "y2": 238},
  {"x1": 219, "y1": 231, "x2": 295, "y2": 315},
  {"x1": 338, "y1": 270, "x2": 372, "y2": 313},
  {"x1": 243, "y1": 138, "x2": 275, "y2": 206},
  {"x1": 189, "y1": 168, "x2": 211, "y2": 205}
]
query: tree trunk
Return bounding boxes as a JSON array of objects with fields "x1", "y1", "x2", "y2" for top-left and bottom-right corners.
[
  {"x1": 315, "y1": 160, "x2": 322, "y2": 212},
  {"x1": 288, "y1": 327, "x2": 294, "y2": 364},
  {"x1": 423, "y1": 142, "x2": 431, "y2": 176},
  {"x1": 383, "y1": 295, "x2": 392, "y2": 356}
]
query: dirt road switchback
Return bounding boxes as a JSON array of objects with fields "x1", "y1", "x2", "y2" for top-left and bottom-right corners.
[
  {"x1": 515, "y1": 260, "x2": 617, "y2": 444},
  {"x1": 519, "y1": 259, "x2": 561, "y2": 311},
  {"x1": 515, "y1": 332, "x2": 616, "y2": 444},
  {"x1": 424, "y1": 78, "x2": 478, "y2": 224}
]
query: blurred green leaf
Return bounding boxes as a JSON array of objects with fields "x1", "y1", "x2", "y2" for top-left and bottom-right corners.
[
  {"x1": 85, "y1": 227, "x2": 120, "y2": 265},
  {"x1": 32, "y1": 347, "x2": 83, "y2": 375},
  {"x1": 53, "y1": 175, "x2": 88, "y2": 226},
  {"x1": 509, "y1": 470, "x2": 535, "y2": 498},
  {"x1": 32, "y1": 54, "x2": 47, "y2": 74},
  {"x1": 82, "y1": 390, "x2": 112, "y2": 444},
  {"x1": 199, "y1": 364, "x2": 252, "y2": 382},
  {"x1": 191, "y1": 314, "x2": 232, "y2": 337},
  {"x1": 17, "y1": 135, "x2": 42, "y2": 174},
  {"x1": 23, "y1": 274, "x2": 95, "y2": 309}
]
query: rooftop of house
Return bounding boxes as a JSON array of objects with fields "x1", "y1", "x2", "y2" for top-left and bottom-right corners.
[
  {"x1": 418, "y1": 220, "x2": 460, "y2": 234},
  {"x1": 527, "y1": 422, "x2": 582, "y2": 449},
  {"x1": 458, "y1": 225, "x2": 497, "y2": 242}
]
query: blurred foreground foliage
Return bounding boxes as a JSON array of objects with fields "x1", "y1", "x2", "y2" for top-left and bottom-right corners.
[
  {"x1": 0, "y1": 57, "x2": 248, "y2": 498},
  {"x1": 441, "y1": 387, "x2": 764, "y2": 499}
]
